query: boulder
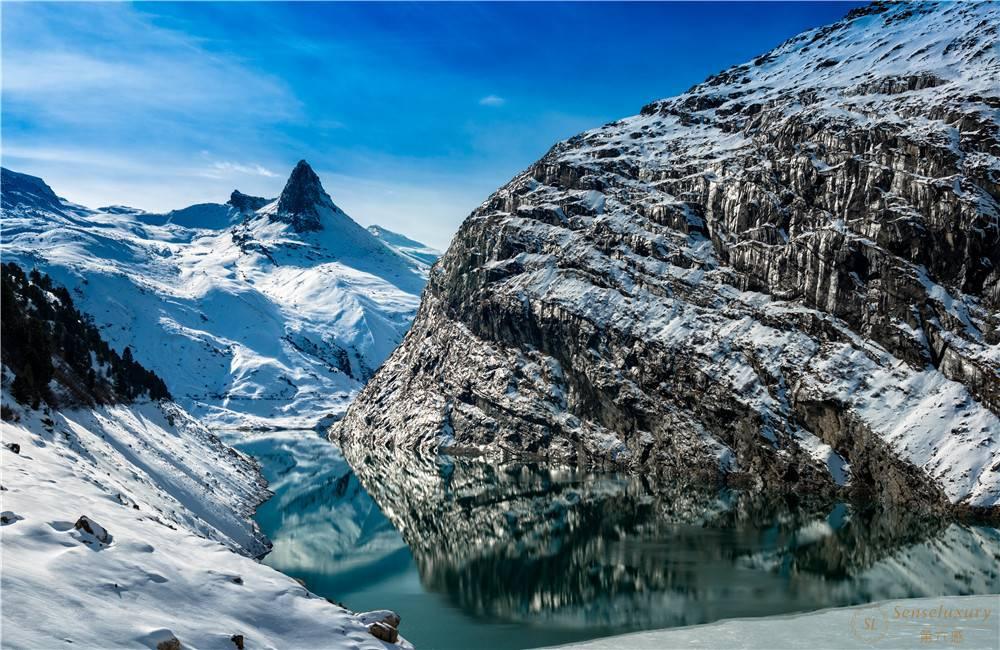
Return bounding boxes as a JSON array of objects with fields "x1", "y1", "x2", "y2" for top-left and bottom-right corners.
[
  {"x1": 368, "y1": 621, "x2": 398, "y2": 643},
  {"x1": 74, "y1": 516, "x2": 112, "y2": 544},
  {"x1": 155, "y1": 638, "x2": 181, "y2": 650},
  {"x1": 359, "y1": 610, "x2": 401, "y2": 629}
]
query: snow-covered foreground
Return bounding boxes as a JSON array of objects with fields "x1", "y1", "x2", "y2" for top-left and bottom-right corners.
[
  {"x1": 0, "y1": 398, "x2": 409, "y2": 649},
  {"x1": 540, "y1": 594, "x2": 1000, "y2": 650}
]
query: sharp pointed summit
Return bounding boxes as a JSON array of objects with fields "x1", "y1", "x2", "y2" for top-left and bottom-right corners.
[{"x1": 271, "y1": 160, "x2": 336, "y2": 232}]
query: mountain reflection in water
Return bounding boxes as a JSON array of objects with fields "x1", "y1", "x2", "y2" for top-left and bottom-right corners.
[{"x1": 236, "y1": 431, "x2": 1000, "y2": 650}]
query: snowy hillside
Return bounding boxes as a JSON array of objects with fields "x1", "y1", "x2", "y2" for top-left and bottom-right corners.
[
  {"x1": 0, "y1": 263, "x2": 410, "y2": 648},
  {"x1": 1, "y1": 397, "x2": 411, "y2": 649},
  {"x1": 1, "y1": 162, "x2": 435, "y2": 429},
  {"x1": 538, "y1": 594, "x2": 1000, "y2": 650},
  {"x1": 336, "y1": 2, "x2": 1000, "y2": 514},
  {"x1": 368, "y1": 225, "x2": 441, "y2": 266}
]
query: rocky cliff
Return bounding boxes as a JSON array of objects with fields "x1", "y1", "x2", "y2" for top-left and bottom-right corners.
[{"x1": 335, "y1": 2, "x2": 1000, "y2": 515}]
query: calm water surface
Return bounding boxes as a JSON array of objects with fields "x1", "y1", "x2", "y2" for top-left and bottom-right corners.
[{"x1": 231, "y1": 430, "x2": 1000, "y2": 650}]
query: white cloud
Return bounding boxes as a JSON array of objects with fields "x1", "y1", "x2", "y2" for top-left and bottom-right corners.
[
  {"x1": 208, "y1": 161, "x2": 277, "y2": 178},
  {"x1": 478, "y1": 94, "x2": 506, "y2": 107},
  {"x1": 1, "y1": 3, "x2": 300, "y2": 130}
]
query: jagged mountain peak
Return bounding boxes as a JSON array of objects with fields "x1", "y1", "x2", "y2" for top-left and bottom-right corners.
[
  {"x1": 269, "y1": 159, "x2": 338, "y2": 232},
  {"x1": 2, "y1": 162, "x2": 430, "y2": 429}
]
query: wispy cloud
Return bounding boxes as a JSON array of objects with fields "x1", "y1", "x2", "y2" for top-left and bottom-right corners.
[
  {"x1": 478, "y1": 94, "x2": 506, "y2": 107},
  {"x1": 2, "y1": 4, "x2": 299, "y2": 142},
  {"x1": 2, "y1": 2, "x2": 668, "y2": 247},
  {"x1": 207, "y1": 161, "x2": 278, "y2": 178}
]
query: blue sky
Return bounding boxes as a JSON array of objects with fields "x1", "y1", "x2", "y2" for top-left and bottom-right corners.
[{"x1": 2, "y1": 1, "x2": 862, "y2": 249}]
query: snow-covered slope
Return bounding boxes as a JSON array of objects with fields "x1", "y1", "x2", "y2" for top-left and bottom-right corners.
[
  {"x1": 1, "y1": 162, "x2": 434, "y2": 429},
  {"x1": 336, "y1": 2, "x2": 1000, "y2": 514},
  {"x1": 0, "y1": 264, "x2": 408, "y2": 648},
  {"x1": 0, "y1": 395, "x2": 410, "y2": 649},
  {"x1": 537, "y1": 594, "x2": 1000, "y2": 650},
  {"x1": 368, "y1": 225, "x2": 441, "y2": 266}
]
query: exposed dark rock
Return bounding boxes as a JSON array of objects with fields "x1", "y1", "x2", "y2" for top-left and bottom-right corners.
[
  {"x1": 74, "y1": 515, "x2": 112, "y2": 545},
  {"x1": 156, "y1": 637, "x2": 181, "y2": 650},
  {"x1": 228, "y1": 191, "x2": 271, "y2": 213},
  {"x1": 368, "y1": 621, "x2": 398, "y2": 643},
  {"x1": 359, "y1": 610, "x2": 401, "y2": 630},
  {"x1": 1, "y1": 511, "x2": 23, "y2": 525},
  {"x1": 0, "y1": 168, "x2": 65, "y2": 214},
  {"x1": 269, "y1": 160, "x2": 338, "y2": 232},
  {"x1": 335, "y1": 2, "x2": 1000, "y2": 516}
]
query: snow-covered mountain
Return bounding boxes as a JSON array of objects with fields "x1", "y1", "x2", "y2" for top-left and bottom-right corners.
[
  {"x1": 368, "y1": 225, "x2": 442, "y2": 266},
  {"x1": 1, "y1": 161, "x2": 438, "y2": 429},
  {"x1": 336, "y1": 2, "x2": 1000, "y2": 515}
]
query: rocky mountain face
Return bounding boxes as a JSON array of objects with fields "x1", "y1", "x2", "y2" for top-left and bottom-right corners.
[
  {"x1": 336, "y1": 2, "x2": 1000, "y2": 516},
  {"x1": 271, "y1": 160, "x2": 332, "y2": 232},
  {"x1": 229, "y1": 190, "x2": 272, "y2": 214},
  {"x1": 1, "y1": 167, "x2": 66, "y2": 214}
]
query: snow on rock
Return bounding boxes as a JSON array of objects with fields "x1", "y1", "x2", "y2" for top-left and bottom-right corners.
[
  {"x1": 336, "y1": 2, "x2": 1000, "y2": 512},
  {"x1": 0, "y1": 396, "x2": 410, "y2": 649},
  {"x1": 1, "y1": 163, "x2": 434, "y2": 430}
]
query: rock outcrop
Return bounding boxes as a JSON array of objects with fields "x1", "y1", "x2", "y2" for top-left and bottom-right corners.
[
  {"x1": 0, "y1": 168, "x2": 66, "y2": 214},
  {"x1": 269, "y1": 160, "x2": 337, "y2": 232},
  {"x1": 228, "y1": 190, "x2": 271, "y2": 214},
  {"x1": 335, "y1": 2, "x2": 1000, "y2": 515}
]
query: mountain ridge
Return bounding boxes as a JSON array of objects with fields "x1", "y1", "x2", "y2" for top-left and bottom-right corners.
[
  {"x1": 1, "y1": 162, "x2": 436, "y2": 429},
  {"x1": 335, "y1": 1, "x2": 1000, "y2": 516}
]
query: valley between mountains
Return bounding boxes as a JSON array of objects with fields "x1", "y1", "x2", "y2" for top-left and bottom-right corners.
[{"x1": 1, "y1": 161, "x2": 433, "y2": 648}]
